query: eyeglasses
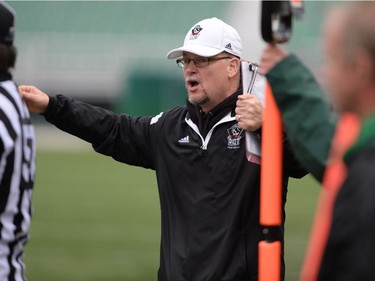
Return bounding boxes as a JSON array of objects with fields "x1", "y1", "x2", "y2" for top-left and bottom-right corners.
[{"x1": 176, "y1": 56, "x2": 232, "y2": 68}]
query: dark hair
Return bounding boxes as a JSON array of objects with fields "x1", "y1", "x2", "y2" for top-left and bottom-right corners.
[{"x1": 0, "y1": 43, "x2": 16, "y2": 71}]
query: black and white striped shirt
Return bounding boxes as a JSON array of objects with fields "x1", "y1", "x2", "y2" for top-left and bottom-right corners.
[{"x1": 0, "y1": 73, "x2": 36, "y2": 281}]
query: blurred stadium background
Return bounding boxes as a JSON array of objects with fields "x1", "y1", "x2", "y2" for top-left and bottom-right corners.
[{"x1": 7, "y1": 1, "x2": 338, "y2": 280}]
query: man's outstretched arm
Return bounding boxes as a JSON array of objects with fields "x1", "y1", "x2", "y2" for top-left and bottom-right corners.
[{"x1": 19, "y1": 85, "x2": 155, "y2": 168}]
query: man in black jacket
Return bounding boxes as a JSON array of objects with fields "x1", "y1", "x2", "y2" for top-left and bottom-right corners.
[{"x1": 20, "y1": 17, "x2": 305, "y2": 281}]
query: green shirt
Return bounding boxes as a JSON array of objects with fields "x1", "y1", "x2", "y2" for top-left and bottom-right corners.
[
  {"x1": 345, "y1": 113, "x2": 375, "y2": 162},
  {"x1": 266, "y1": 55, "x2": 337, "y2": 182}
]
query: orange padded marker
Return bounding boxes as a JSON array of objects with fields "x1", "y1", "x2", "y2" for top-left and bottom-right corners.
[
  {"x1": 259, "y1": 241, "x2": 282, "y2": 281},
  {"x1": 259, "y1": 83, "x2": 283, "y2": 281},
  {"x1": 260, "y1": 82, "x2": 283, "y2": 226}
]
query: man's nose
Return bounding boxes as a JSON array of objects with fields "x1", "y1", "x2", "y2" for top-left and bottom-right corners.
[{"x1": 184, "y1": 60, "x2": 197, "y2": 73}]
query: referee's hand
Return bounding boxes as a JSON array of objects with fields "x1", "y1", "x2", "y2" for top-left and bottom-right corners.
[{"x1": 18, "y1": 85, "x2": 49, "y2": 114}]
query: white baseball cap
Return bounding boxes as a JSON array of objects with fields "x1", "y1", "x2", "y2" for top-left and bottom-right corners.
[{"x1": 166, "y1": 17, "x2": 242, "y2": 59}]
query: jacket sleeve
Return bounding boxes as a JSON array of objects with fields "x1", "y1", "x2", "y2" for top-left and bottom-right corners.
[
  {"x1": 43, "y1": 95, "x2": 156, "y2": 169},
  {"x1": 266, "y1": 55, "x2": 337, "y2": 182},
  {"x1": 282, "y1": 132, "x2": 308, "y2": 179}
]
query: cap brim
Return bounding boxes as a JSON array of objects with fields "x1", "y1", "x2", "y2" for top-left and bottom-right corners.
[{"x1": 166, "y1": 45, "x2": 223, "y2": 59}]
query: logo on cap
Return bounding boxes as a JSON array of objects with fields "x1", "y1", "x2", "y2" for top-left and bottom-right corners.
[
  {"x1": 190, "y1": 25, "x2": 203, "y2": 40},
  {"x1": 225, "y1": 43, "x2": 233, "y2": 51}
]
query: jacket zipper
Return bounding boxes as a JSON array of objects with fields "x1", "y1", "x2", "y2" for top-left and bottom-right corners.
[{"x1": 185, "y1": 112, "x2": 235, "y2": 152}]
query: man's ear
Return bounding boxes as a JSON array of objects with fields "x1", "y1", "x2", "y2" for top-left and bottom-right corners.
[
  {"x1": 353, "y1": 48, "x2": 375, "y2": 86},
  {"x1": 228, "y1": 57, "x2": 241, "y2": 79}
]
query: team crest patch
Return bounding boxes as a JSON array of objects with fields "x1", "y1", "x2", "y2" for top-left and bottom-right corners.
[
  {"x1": 227, "y1": 124, "x2": 244, "y2": 149},
  {"x1": 190, "y1": 25, "x2": 203, "y2": 39}
]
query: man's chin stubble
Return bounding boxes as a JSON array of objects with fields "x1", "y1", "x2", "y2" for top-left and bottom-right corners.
[{"x1": 188, "y1": 93, "x2": 209, "y2": 106}]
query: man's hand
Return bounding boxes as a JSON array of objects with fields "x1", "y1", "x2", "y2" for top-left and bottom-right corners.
[
  {"x1": 18, "y1": 85, "x2": 50, "y2": 114},
  {"x1": 259, "y1": 44, "x2": 289, "y2": 75},
  {"x1": 235, "y1": 94, "x2": 263, "y2": 131}
]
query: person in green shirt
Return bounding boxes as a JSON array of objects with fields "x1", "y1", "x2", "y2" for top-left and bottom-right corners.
[{"x1": 259, "y1": 2, "x2": 375, "y2": 280}]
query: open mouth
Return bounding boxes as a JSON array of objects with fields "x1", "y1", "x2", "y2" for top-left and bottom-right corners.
[
  {"x1": 186, "y1": 77, "x2": 200, "y2": 90},
  {"x1": 190, "y1": 81, "x2": 199, "y2": 87}
]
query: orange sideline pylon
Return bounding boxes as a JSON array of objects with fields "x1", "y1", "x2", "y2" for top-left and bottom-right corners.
[
  {"x1": 259, "y1": 83, "x2": 283, "y2": 281},
  {"x1": 260, "y1": 82, "x2": 283, "y2": 226}
]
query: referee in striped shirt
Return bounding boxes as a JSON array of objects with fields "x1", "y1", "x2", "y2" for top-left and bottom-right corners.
[{"x1": 0, "y1": 2, "x2": 36, "y2": 280}]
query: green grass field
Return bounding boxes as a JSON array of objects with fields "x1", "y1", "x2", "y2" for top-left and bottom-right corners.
[{"x1": 25, "y1": 149, "x2": 320, "y2": 281}]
